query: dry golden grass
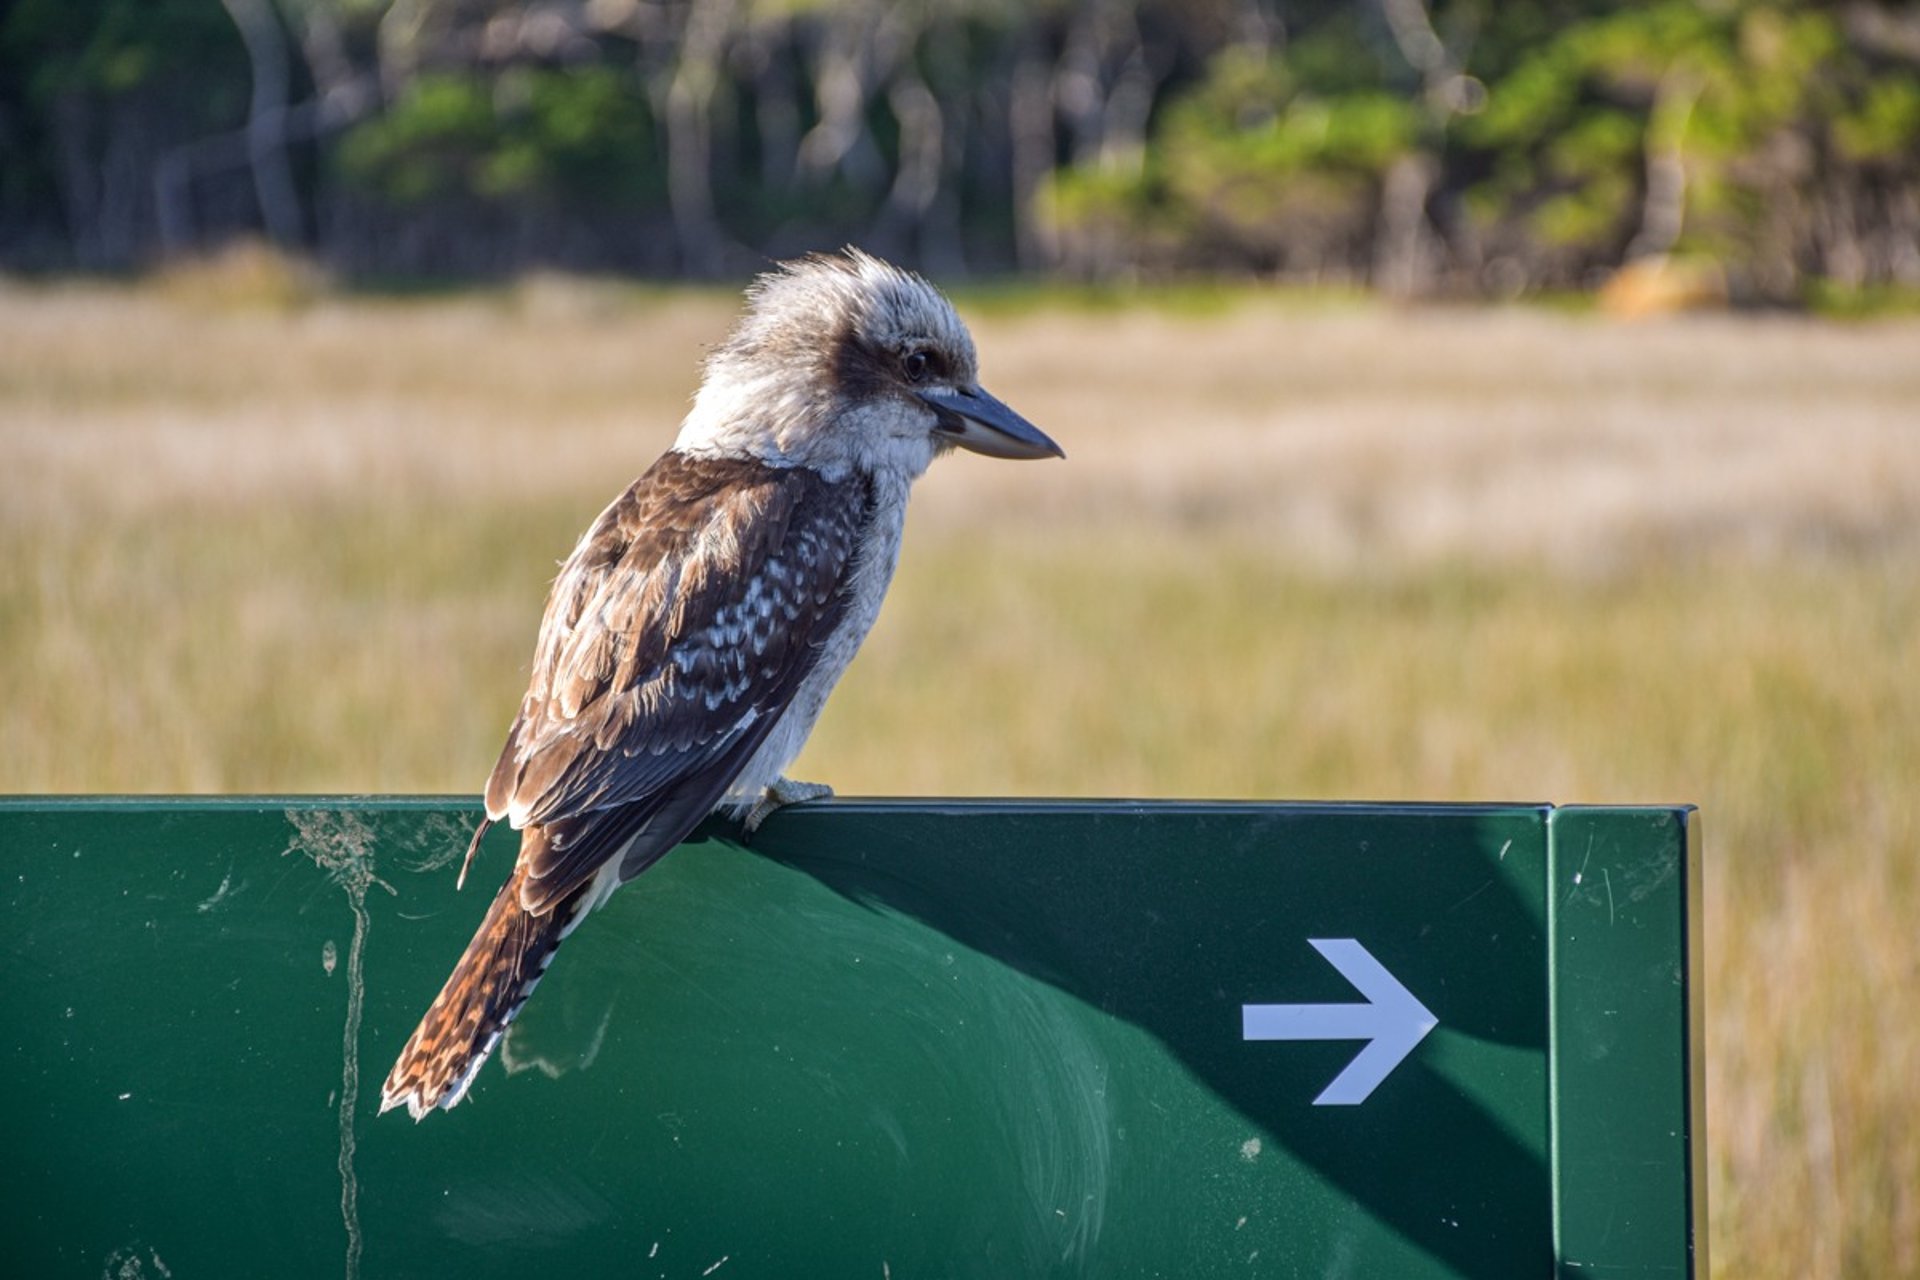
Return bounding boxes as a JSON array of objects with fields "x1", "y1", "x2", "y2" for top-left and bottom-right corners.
[{"x1": 3, "y1": 275, "x2": 1918, "y2": 1275}]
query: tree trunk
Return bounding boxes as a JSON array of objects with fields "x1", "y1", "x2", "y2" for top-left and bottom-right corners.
[
  {"x1": 1375, "y1": 152, "x2": 1438, "y2": 297},
  {"x1": 1625, "y1": 69, "x2": 1702, "y2": 262},
  {"x1": 745, "y1": 21, "x2": 801, "y2": 192},
  {"x1": 665, "y1": 0, "x2": 738, "y2": 276},
  {"x1": 874, "y1": 73, "x2": 943, "y2": 261},
  {"x1": 797, "y1": 8, "x2": 886, "y2": 195},
  {"x1": 1009, "y1": 40, "x2": 1058, "y2": 270},
  {"x1": 220, "y1": 0, "x2": 307, "y2": 247},
  {"x1": 50, "y1": 92, "x2": 103, "y2": 266}
]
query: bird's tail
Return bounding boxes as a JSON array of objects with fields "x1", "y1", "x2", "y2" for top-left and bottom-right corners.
[{"x1": 379, "y1": 865, "x2": 592, "y2": 1121}]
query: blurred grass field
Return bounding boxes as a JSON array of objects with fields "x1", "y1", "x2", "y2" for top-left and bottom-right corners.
[{"x1": 3, "y1": 271, "x2": 1917, "y2": 1276}]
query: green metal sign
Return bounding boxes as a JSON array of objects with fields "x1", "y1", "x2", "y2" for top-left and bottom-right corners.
[{"x1": 1, "y1": 799, "x2": 1703, "y2": 1278}]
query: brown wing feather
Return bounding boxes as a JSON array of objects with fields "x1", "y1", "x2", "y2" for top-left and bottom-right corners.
[{"x1": 477, "y1": 451, "x2": 870, "y2": 912}]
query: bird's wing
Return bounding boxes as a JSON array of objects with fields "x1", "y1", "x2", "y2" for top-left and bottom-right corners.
[{"x1": 481, "y1": 451, "x2": 872, "y2": 912}]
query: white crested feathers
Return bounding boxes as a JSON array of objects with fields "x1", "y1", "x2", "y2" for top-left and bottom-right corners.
[{"x1": 674, "y1": 249, "x2": 978, "y2": 483}]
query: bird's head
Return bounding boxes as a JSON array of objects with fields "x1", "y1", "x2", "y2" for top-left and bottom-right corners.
[{"x1": 676, "y1": 249, "x2": 1062, "y2": 480}]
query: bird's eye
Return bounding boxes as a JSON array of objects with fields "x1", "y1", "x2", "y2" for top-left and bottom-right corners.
[{"x1": 902, "y1": 350, "x2": 931, "y2": 384}]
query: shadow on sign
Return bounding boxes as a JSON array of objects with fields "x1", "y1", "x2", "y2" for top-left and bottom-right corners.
[{"x1": 749, "y1": 803, "x2": 1552, "y2": 1276}]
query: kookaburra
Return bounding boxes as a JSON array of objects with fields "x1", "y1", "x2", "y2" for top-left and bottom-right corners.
[{"x1": 380, "y1": 250, "x2": 1061, "y2": 1120}]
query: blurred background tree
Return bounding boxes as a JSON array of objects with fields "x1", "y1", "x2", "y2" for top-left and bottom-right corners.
[{"x1": 2, "y1": 0, "x2": 1916, "y2": 299}]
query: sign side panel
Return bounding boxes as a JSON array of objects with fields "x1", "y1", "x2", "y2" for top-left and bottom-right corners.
[{"x1": 1547, "y1": 806, "x2": 1703, "y2": 1278}]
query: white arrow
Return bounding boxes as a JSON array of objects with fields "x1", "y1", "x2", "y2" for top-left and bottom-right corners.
[{"x1": 1241, "y1": 938, "x2": 1438, "y2": 1106}]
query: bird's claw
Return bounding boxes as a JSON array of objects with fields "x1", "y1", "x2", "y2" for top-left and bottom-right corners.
[{"x1": 743, "y1": 777, "x2": 834, "y2": 834}]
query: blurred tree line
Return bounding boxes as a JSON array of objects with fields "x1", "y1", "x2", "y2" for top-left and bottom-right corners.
[{"x1": 2, "y1": 0, "x2": 1916, "y2": 298}]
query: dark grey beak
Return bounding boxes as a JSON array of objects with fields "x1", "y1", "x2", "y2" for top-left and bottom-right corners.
[{"x1": 921, "y1": 385, "x2": 1064, "y2": 460}]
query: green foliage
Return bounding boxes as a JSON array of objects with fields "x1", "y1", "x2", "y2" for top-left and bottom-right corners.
[
  {"x1": 0, "y1": 0, "x2": 250, "y2": 265},
  {"x1": 0, "y1": 0, "x2": 242, "y2": 105},
  {"x1": 1047, "y1": 44, "x2": 1422, "y2": 274},
  {"x1": 336, "y1": 75, "x2": 491, "y2": 205},
  {"x1": 1833, "y1": 73, "x2": 1920, "y2": 163},
  {"x1": 335, "y1": 66, "x2": 660, "y2": 210},
  {"x1": 1047, "y1": 0, "x2": 1920, "y2": 293},
  {"x1": 1455, "y1": 1, "x2": 1920, "y2": 285},
  {"x1": 2, "y1": 0, "x2": 1916, "y2": 293}
]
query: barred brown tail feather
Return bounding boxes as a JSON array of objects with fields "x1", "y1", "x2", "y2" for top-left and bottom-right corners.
[{"x1": 379, "y1": 865, "x2": 590, "y2": 1121}]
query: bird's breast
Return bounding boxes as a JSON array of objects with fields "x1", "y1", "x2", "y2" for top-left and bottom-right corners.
[{"x1": 723, "y1": 475, "x2": 910, "y2": 807}]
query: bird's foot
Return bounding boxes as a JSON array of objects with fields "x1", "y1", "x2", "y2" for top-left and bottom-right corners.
[{"x1": 743, "y1": 777, "x2": 834, "y2": 834}]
